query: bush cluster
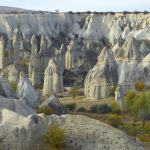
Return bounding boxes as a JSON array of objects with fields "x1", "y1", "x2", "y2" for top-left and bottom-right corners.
[
  {"x1": 134, "y1": 81, "x2": 145, "y2": 91},
  {"x1": 77, "y1": 107, "x2": 87, "y2": 112},
  {"x1": 44, "y1": 124, "x2": 66, "y2": 148},
  {"x1": 64, "y1": 103, "x2": 76, "y2": 111},
  {"x1": 37, "y1": 106, "x2": 53, "y2": 115},
  {"x1": 125, "y1": 90, "x2": 150, "y2": 127},
  {"x1": 90, "y1": 104, "x2": 112, "y2": 114}
]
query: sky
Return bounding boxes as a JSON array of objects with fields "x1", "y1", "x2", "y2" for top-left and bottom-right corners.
[{"x1": 0, "y1": 0, "x2": 150, "y2": 12}]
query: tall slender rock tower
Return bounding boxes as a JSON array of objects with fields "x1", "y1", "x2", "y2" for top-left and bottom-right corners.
[
  {"x1": 29, "y1": 34, "x2": 38, "y2": 78},
  {"x1": 55, "y1": 44, "x2": 66, "y2": 72},
  {"x1": 42, "y1": 59, "x2": 64, "y2": 96},
  {"x1": 13, "y1": 28, "x2": 23, "y2": 64},
  {"x1": 65, "y1": 40, "x2": 75, "y2": 69},
  {"x1": 0, "y1": 36, "x2": 5, "y2": 69}
]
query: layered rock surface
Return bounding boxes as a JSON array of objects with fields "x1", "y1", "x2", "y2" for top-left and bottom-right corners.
[
  {"x1": 0, "y1": 113, "x2": 146, "y2": 150},
  {"x1": 84, "y1": 47, "x2": 118, "y2": 99},
  {"x1": 42, "y1": 59, "x2": 64, "y2": 96},
  {"x1": 0, "y1": 73, "x2": 15, "y2": 98},
  {"x1": 39, "y1": 94, "x2": 65, "y2": 115},
  {"x1": 17, "y1": 72, "x2": 39, "y2": 109},
  {"x1": 0, "y1": 12, "x2": 150, "y2": 90}
]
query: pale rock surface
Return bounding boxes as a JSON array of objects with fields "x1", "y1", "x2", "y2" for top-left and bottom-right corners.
[
  {"x1": 29, "y1": 34, "x2": 50, "y2": 87},
  {"x1": 0, "y1": 73, "x2": 15, "y2": 98},
  {"x1": 0, "y1": 112, "x2": 146, "y2": 150},
  {"x1": 31, "y1": 48, "x2": 42, "y2": 87},
  {"x1": 0, "y1": 36, "x2": 5, "y2": 69},
  {"x1": 42, "y1": 59, "x2": 64, "y2": 96},
  {"x1": 5, "y1": 40, "x2": 14, "y2": 65},
  {"x1": 65, "y1": 40, "x2": 75, "y2": 69},
  {"x1": 115, "y1": 61, "x2": 146, "y2": 104},
  {"x1": 0, "y1": 109, "x2": 48, "y2": 150},
  {"x1": 17, "y1": 72, "x2": 39, "y2": 109},
  {"x1": 12, "y1": 28, "x2": 23, "y2": 64},
  {"x1": 84, "y1": 47, "x2": 118, "y2": 99},
  {"x1": 0, "y1": 96, "x2": 35, "y2": 117},
  {"x1": 55, "y1": 44, "x2": 66, "y2": 72},
  {"x1": 142, "y1": 53, "x2": 150, "y2": 82},
  {"x1": 121, "y1": 35, "x2": 142, "y2": 61},
  {"x1": 49, "y1": 115, "x2": 146, "y2": 150},
  {"x1": 140, "y1": 41, "x2": 150, "y2": 58},
  {"x1": 39, "y1": 94, "x2": 65, "y2": 115},
  {"x1": 8, "y1": 64, "x2": 20, "y2": 85},
  {"x1": 134, "y1": 27, "x2": 150, "y2": 41}
]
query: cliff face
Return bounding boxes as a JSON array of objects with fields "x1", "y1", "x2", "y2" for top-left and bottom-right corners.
[
  {"x1": 0, "y1": 11, "x2": 150, "y2": 99},
  {"x1": 0, "y1": 12, "x2": 149, "y2": 40}
]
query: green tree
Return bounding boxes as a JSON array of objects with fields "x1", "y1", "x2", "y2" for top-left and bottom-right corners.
[
  {"x1": 111, "y1": 101, "x2": 121, "y2": 114},
  {"x1": 125, "y1": 90, "x2": 150, "y2": 126},
  {"x1": 69, "y1": 87, "x2": 80, "y2": 99},
  {"x1": 125, "y1": 91, "x2": 139, "y2": 124}
]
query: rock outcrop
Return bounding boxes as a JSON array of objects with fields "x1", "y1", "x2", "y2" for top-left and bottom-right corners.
[
  {"x1": 0, "y1": 96, "x2": 35, "y2": 117},
  {"x1": 65, "y1": 40, "x2": 76, "y2": 69},
  {"x1": 0, "y1": 73, "x2": 15, "y2": 98},
  {"x1": 8, "y1": 65, "x2": 20, "y2": 85},
  {"x1": 55, "y1": 44, "x2": 66, "y2": 72},
  {"x1": 0, "y1": 36, "x2": 5, "y2": 69},
  {"x1": 39, "y1": 94, "x2": 65, "y2": 115},
  {"x1": 29, "y1": 34, "x2": 51, "y2": 87},
  {"x1": 42, "y1": 59, "x2": 64, "y2": 96},
  {"x1": 0, "y1": 113, "x2": 145, "y2": 150},
  {"x1": 0, "y1": 11, "x2": 149, "y2": 104},
  {"x1": 13, "y1": 28, "x2": 23, "y2": 64},
  {"x1": 0, "y1": 109, "x2": 47, "y2": 150},
  {"x1": 84, "y1": 47, "x2": 118, "y2": 99},
  {"x1": 17, "y1": 72, "x2": 39, "y2": 109}
]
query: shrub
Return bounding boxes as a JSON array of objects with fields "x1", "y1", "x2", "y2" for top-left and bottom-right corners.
[
  {"x1": 90, "y1": 105, "x2": 98, "y2": 113},
  {"x1": 125, "y1": 90, "x2": 150, "y2": 125},
  {"x1": 138, "y1": 133, "x2": 150, "y2": 142},
  {"x1": 90, "y1": 104, "x2": 112, "y2": 114},
  {"x1": 97, "y1": 104, "x2": 112, "y2": 114},
  {"x1": 69, "y1": 87, "x2": 80, "y2": 99},
  {"x1": 86, "y1": 11, "x2": 91, "y2": 14},
  {"x1": 111, "y1": 101, "x2": 121, "y2": 114},
  {"x1": 10, "y1": 81, "x2": 17, "y2": 92},
  {"x1": 68, "y1": 11, "x2": 73, "y2": 14},
  {"x1": 44, "y1": 124, "x2": 66, "y2": 148},
  {"x1": 143, "y1": 11, "x2": 149, "y2": 14},
  {"x1": 123, "y1": 11, "x2": 130, "y2": 14},
  {"x1": 107, "y1": 114, "x2": 123, "y2": 128},
  {"x1": 77, "y1": 107, "x2": 87, "y2": 112},
  {"x1": 38, "y1": 106, "x2": 53, "y2": 115},
  {"x1": 125, "y1": 91, "x2": 137, "y2": 112},
  {"x1": 64, "y1": 103, "x2": 76, "y2": 111},
  {"x1": 127, "y1": 126, "x2": 139, "y2": 139},
  {"x1": 109, "y1": 11, "x2": 115, "y2": 15},
  {"x1": 5, "y1": 50, "x2": 8, "y2": 58},
  {"x1": 134, "y1": 11, "x2": 140, "y2": 14},
  {"x1": 134, "y1": 81, "x2": 145, "y2": 91},
  {"x1": 138, "y1": 108, "x2": 150, "y2": 128}
]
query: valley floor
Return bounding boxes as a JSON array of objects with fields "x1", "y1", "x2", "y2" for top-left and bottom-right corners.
[{"x1": 60, "y1": 96, "x2": 150, "y2": 149}]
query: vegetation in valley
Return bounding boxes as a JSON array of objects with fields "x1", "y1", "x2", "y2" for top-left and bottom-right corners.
[
  {"x1": 60, "y1": 82, "x2": 150, "y2": 148},
  {"x1": 44, "y1": 124, "x2": 66, "y2": 148},
  {"x1": 37, "y1": 106, "x2": 53, "y2": 115}
]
